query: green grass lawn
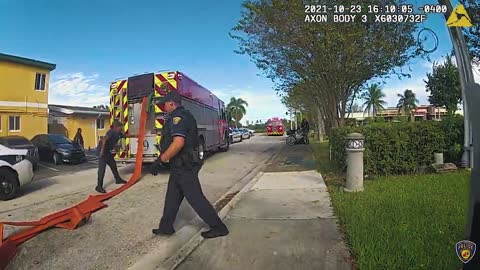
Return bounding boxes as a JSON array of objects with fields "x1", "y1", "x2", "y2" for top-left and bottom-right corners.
[{"x1": 311, "y1": 141, "x2": 470, "y2": 270}]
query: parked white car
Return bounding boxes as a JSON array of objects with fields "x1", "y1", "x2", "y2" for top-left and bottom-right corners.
[
  {"x1": 229, "y1": 128, "x2": 243, "y2": 143},
  {"x1": 248, "y1": 129, "x2": 255, "y2": 136},
  {"x1": 235, "y1": 128, "x2": 251, "y2": 139},
  {"x1": 0, "y1": 144, "x2": 34, "y2": 200}
]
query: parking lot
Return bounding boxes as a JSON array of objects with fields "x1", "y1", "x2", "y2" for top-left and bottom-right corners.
[
  {"x1": 13, "y1": 150, "x2": 135, "y2": 202},
  {"x1": 33, "y1": 153, "x2": 101, "y2": 180}
]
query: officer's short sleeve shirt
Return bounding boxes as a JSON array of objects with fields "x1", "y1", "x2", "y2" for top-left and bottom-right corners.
[{"x1": 171, "y1": 114, "x2": 188, "y2": 138}]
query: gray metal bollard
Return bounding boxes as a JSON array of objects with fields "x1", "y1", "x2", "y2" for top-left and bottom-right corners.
[{"x1": 344, "y1": 133, "x2": 365, "y2": 192}]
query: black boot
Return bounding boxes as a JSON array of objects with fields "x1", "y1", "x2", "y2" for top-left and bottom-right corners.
[
  {"x1": 152, "y1": 228, "x2": 175, "y2": 236},
  {"x1": 115, "y1": 178, "x2": 127, "y2": 184},
  {"x1": 201, "y1": 226, "x2": 229, "y2": 239},
  {"x1": 95, "y1": 186, "x2": 107, "y2": 193}
]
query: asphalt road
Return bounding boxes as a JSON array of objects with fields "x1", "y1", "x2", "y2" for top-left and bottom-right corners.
[{"x1": 0, "y1": 134, "x2": 285, "y2": 270}]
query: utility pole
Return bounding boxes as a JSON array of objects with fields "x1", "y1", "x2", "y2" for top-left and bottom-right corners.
[
  {"x1": 438, "y1": 0, "x2": 474, "y2": 169},
  {"x1": 436, "y1": 1, "x2": 480, "y2": 268}
]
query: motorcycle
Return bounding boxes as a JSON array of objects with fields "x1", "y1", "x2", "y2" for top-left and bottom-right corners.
[{"x1": 286, "y1": 129, "x2": 309, "y2": 146}]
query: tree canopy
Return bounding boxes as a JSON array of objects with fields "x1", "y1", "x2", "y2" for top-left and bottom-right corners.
[
  {"x1": 425, "y1": 55, "x2": 461, "y2": 115},
  {"x1": 231, "y1": 0, "x2": 427, "y2": 134},
  {"x1": 460, "y1": 0, "x2": 480, "y2": 64}
]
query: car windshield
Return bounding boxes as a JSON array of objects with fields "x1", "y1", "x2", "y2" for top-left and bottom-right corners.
[
  {"x1": 49, "y1": 135, "x2": 72, "y2": 144},
  {"x1": 3, "y1": 137, "x2": 30, "y2": 146}
]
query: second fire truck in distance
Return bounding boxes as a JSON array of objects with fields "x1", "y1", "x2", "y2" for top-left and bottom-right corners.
[
  {"x1": 266, "y1": 117, "x2": 284, "y2": 136},
  {"x1": 108, "y1": 71, "x2": 230, "y2": 163}
]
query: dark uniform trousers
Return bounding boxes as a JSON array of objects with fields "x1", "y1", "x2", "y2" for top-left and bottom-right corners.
[
  {"x1": 97, "y1": 153, "x2": 122, "y2": 187},
  {"x1": 159, "y1": 163, "x2": 225, "y2": 232}
]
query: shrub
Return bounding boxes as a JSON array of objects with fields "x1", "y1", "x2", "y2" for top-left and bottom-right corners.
[
  {"x1": 374, "y1": 117, "x2": 385, "y2": 123},
  {"x1": 442, "y1": 115, "x2": 464, "y2": 162},
  {"x1": 392, "y1": 115, "x2": 409, "y2": 122},
  {"x1": 330, "y1": 119, "x2": 463, "y2": 175}
]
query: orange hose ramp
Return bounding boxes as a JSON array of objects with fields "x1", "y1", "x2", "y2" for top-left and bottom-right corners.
[{"x1": 0, "y1": 97, "x2": 149, "y2": 270}]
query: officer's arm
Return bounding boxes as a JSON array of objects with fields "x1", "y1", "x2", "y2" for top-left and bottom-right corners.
[
  {"x1": 161, "y1": 137, "x2": 185, "y2": 162},
  {"x1": 100, "y1": 134, "x2": 109, "y2": 155},
  {"x1": 160, "y1": 115, "x2": 187, "y2": 162}
]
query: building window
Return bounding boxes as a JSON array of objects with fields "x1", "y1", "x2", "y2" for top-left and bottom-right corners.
[
  {"x1": 96, "y1": 118, "x2": 105, "y2": 130},
  {"x1": 35, "y1": 73, "x2": 47, "y2": 90},
  {"x1": 9, "y1": 116, "x2": 20, "y2": 131}
]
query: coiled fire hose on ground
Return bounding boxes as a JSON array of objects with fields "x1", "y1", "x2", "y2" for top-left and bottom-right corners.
[{"x1": 0, "y1": 97, "x2": 148, "y2": 270}]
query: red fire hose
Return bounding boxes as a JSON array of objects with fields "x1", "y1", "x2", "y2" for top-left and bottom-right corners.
[{"x1": 0, "y1": 97, "x2": 149, "y2": 270}]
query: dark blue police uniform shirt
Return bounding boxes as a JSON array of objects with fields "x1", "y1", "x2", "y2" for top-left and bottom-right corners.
[{"x1": 171, "y1": 113, "x2": 188, "y2": 138}]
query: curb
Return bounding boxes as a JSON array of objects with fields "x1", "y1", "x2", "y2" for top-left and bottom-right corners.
[
  {"x1": 163, "y1": 171, "x2": 264, "y2": 270},
  {"x1": 129, "y1": 145, "x2": 283, "y2": 270}
]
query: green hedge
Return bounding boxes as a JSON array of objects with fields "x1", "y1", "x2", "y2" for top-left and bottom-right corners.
[{"x1": 330, "y1": 116, "x2": 464, "y2": 175}]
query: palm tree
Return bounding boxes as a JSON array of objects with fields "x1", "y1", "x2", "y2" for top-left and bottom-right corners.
[
  {"x1": 397, "y1": 89, "x2": 418, "y2": 122},
  {"x1": 362, "y1": 84, "x2": 387, "y2": 117},
  {"x1": 227, "y1": 97, "x2": 248, "y2": 128}
]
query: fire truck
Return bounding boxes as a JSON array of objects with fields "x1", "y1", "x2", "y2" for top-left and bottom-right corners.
[
  {"x1": 266, "y1": 117, "x2": 284, "y2": 136},
  {"x1": 108, "y1": 71, "x2": 230, "y2": 163}
]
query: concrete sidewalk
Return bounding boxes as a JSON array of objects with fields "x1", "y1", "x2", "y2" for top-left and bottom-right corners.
[{"x1": 177, "y1": 145, "x2": 352, "y2": 270}]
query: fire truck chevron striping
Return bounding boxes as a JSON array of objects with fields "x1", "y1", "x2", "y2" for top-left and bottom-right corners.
[
  {"x1": 266, "y1": 117, "x2": 284, "y2": 136},
  {"x1": 109, "y1": 71, "x2": 230, "y2": 163},
  {"x1": 110, "y1": 80, "x2": 129, "y2": 159}
]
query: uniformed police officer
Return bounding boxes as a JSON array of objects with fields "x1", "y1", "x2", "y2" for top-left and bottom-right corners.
[{"x1": 151, "y1": 91, "x2": 229, "y2": 239}]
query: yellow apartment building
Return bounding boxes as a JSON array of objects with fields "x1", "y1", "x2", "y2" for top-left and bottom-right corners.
[
  {"x1": 48, "y1": 105, "x2": 109, "y2": 150},
  {"x1": 0, "y1": 53, "x2": 56, "y2": 139}
]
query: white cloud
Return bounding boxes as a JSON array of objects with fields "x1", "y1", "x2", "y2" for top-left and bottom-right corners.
[
  {"x1": 382, "y1": 77, "x2": 429, "y2": 108},
  {"x1": 212, "y1": 88, "x2": 288, "y2": 124},
  {"x1": 385, "y1": 58, "x2": 480, "y2": 108},
  {"x1": 49, "y1": 73, "x2": 109, "y2": 107},
  {"x1": 422, "y1": 61, "x2": 434, "y2": 69}
]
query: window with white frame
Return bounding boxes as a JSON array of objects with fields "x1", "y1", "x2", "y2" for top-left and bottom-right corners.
[
  {"x1": 96, "y1": 118, "x2": 105, "y2": 130},
  {"x1": 35, "y1": 73, "x2": 47, "y2": 90},
  {"x1": 9, "y1": 116, "x2": 20, "y2": 131}
]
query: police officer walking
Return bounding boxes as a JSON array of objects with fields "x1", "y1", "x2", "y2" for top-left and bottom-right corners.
[
  {"x1": 151, "y1": 91, "x2": 229, "y2": 239},
  {"x1": 95, "y1": 120, "x2": 128, "y2": 193}
]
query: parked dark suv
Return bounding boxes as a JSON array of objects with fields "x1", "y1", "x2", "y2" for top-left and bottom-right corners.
[
  {"x1": 0, "y1": 135, "x2": 39, "y2": 169},
  {"x1": 31, "y1": 134, "x2": 86, "y2": 165}
]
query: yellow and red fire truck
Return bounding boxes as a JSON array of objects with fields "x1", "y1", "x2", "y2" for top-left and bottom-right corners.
[
  {"x1": 109, "y1": 71, "x2": 229, "y2": 163},
  {"x1": 266, "y1": 117, "x2": 284, "y2": 136}
]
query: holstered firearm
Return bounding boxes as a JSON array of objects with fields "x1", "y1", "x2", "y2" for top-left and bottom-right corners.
[
  {"x1": 191, "y1": 147, "x2": 202, "y2": 164},
  {"x1": 175, "y1": 147, "x2": 202, "y2": 170}
]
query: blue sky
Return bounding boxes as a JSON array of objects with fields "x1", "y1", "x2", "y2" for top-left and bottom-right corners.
[{"x1": 0, "y1": 0, "x2": 478, "y2": 122}]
